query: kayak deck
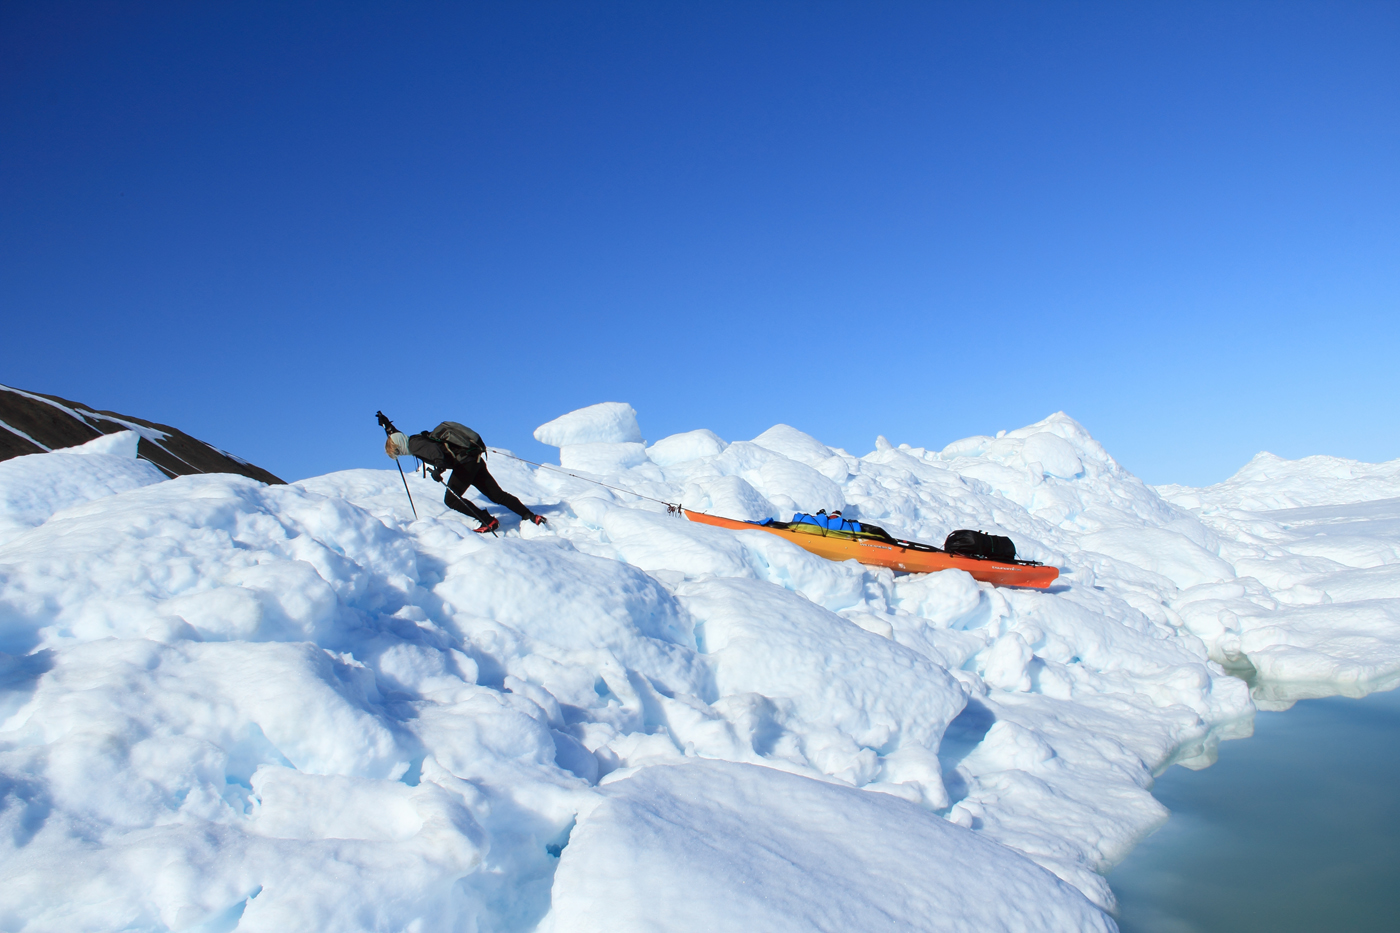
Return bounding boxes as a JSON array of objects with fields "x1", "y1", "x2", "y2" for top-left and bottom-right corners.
[{"x1": 683, "y1": 510, "x2": 1059, "y2": 589}]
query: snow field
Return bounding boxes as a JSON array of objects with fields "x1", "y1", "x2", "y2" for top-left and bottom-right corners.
[{"x1": 2, "y1": 411, "x2": 1398, "y2": 931}]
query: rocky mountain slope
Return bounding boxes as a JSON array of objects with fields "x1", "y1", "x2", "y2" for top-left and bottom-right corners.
[{"x1": 0, "y1": 383, "x2": 282, "y2": 485}]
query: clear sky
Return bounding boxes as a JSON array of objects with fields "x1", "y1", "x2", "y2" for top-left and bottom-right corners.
[{"x1": 2, "y1": 1, "x2": 1396, "y2": 486}]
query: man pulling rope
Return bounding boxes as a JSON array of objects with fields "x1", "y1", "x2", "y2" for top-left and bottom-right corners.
[{"x1": 384, "y1": 419, "x2": 547, "y2": 534}]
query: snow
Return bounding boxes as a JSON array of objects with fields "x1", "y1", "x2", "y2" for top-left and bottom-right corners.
[
  {"x1": 1158, "y1": 450, "x2": 1400, "y2": 511},
  {"x1": 541, "y1": 759, "x2": 1113, "y2": 933},
  {"x1": 1022, "y1": 431, "x2": 1084, "y2": 480},
  {"x1": 1158, "y1": 465, "x2": 1400, "y2": 704},
  {"x1": 533, "y1": 402, "x2": 642, "y2": 447},
  {"x1": 1, "y1": 410, "x2": 1398, "y2": 931},
  {"x1": 645, "y1": 428, "x2": 727, "y2": 467},
  {"x1": 0, "y1": 421, "x2": 50, "y2": 451},
  {"x1": 0, "y1": 430, "x2": 167, "y2": 546}
]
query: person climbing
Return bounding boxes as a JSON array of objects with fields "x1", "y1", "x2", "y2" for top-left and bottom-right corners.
[{"x1": 384, "y1": 421, "x2": 546, "y2": 533}]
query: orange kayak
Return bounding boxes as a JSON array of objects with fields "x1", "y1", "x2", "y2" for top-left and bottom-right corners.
[{"x1": 683, "y1": 510, "x2": 1059, "y2": 589}]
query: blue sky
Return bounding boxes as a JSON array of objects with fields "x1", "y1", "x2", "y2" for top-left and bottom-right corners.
[{"x1": 2, "y1": 1, "x2": 1396, "y2": 485}]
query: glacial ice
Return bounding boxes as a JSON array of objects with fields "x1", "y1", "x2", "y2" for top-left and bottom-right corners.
[{"x1": 1, "y1": 409, "x2": 1397, "y2": 931}]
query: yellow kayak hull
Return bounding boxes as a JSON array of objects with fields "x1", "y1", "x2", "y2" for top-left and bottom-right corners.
[{"x1": 683, "y1": 510, "x2": 1059, "y2": 589}]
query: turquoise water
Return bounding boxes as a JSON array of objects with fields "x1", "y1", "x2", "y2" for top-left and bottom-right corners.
[{"x1": 1110, "y1": 685, "x2": 1400, "y2": 932}]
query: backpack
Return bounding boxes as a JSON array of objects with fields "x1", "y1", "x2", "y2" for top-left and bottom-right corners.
[
  {"x1": 944, "y1": 529, "x2": 1016, "y2": 562},
  {"x1": 428, "y1": 421, "x2": 485, "y2": 461}
]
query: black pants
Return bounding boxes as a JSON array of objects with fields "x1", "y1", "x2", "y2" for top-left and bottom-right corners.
[{"x1": 445, "y1": 459, "x2": 534, "y2": 524}]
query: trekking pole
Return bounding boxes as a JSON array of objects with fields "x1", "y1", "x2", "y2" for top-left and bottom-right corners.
[{"x1": 376, "y1": 410, "x2": 418, "y2": 520}]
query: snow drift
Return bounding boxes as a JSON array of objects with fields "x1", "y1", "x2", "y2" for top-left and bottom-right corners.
[{"x1": 2, "y1": 414, "x2": 1397, "y2": 931}]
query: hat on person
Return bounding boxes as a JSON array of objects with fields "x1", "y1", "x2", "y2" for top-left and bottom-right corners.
[{"x1": 384, "y1": 432, "x2": 410, "y2": 459}]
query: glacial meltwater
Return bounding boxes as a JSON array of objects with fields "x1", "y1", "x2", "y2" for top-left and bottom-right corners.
[{"x1": 1110, "y1": 684, "x2": 1400, "y2": 932}]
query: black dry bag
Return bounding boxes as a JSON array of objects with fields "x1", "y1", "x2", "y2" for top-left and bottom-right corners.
[{"x1": 944, "y1": 529, "x2": 1016, "y2": 562}]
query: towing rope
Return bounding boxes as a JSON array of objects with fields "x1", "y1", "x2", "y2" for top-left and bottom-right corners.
[{"x1": 486, "y1": 448, "x2": 684, "y2": 515}]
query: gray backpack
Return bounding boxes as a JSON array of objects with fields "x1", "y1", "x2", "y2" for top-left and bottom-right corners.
[{"x1": 428, "y1": 421, "x2": 485, "y2": 460}]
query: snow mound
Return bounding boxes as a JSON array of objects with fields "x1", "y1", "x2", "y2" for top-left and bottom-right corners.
[
  {"x1": 544, "y1": 759, "x2": 1113, "y2": 933},
  {"x1": 69, "y1": 430, "x2": 142, "y2": 458},
  {"x1": 2, "y1": 403, "x2": 1398, "y2": 930},
  {"x1": 749, "y1": 423, "x2": 835, "y2": 465},
  {"x1": 534, "y1": 402, "x2": 642, "y2": 447},
  {"x1": 0, "y1": 430, "x2": 167, "y2": 545},
  {"x1": 646, "y1": 428, "x2": 727, "y2": 467}
]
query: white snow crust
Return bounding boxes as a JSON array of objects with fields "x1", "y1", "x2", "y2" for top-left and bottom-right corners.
[
  {"x1": 2, "y1": 413, "x2": 1398, "y2": 931},
  {"x1": 540, "y1": 759, "x2": 1113, "y2": 933},
  {"x1": 1157, "y1": 456, "x2": 1400, "y2": 705},
  {"x1": 0, "y1": 431, "x2": 167, "y2": 545},
  {"x1": 532, "y1": 402, "x2": 642, "y2": 447}
]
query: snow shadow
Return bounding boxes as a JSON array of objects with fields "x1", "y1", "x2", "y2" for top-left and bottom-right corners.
[{"x1": 937, "y1": 698, "x2": 997, "y2": 807}]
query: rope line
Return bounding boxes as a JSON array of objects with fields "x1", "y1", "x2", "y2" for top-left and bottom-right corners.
[{"x1": 486, "y1": 448, "x2": 684, "y2": 515}]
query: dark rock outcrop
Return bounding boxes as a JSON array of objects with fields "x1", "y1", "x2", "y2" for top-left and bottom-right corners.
[{"x1": 0, "y1": 383, "x2": 284, "y2": 485}]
